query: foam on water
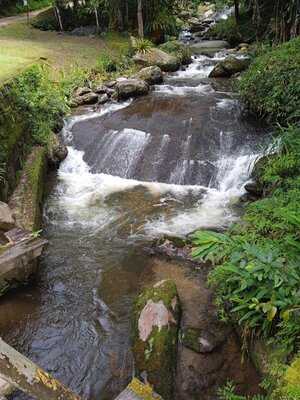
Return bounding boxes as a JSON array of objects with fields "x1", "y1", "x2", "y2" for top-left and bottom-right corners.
[{"x1": 47, "y1": 54, "x2": 262, "y2": 237}]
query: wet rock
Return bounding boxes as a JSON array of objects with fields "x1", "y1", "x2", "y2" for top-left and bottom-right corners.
[
  {"x1": 105, "y1": 80, "x2": 117, "y2": 88},
  {"x1": 244, "y1": 182, "x2": 262, "y2": 197},
  {"x1": 181, "y1": 327, "x2": 225, "y2": 353},
  {"x1": 98, "y1": 93, "x2": 109, "y2": 104},
  {"x1": 133, "y1": 279, "x2": 181, "y2": 400},
  {"x1": 94, "y1": 85, "x2": 108, "y2": 94},
  {"x1": 74, "y1": 86, "x2": 92, "y2": 97},
  {"x1": 47, "y1": 132, "x2": 68, "y2": 168},
  {"x1": 133, "y1": 48, "x2": 180, "y2": 72},
  {"x1": 74, "y1": 92, "x2": 99, "y2": 106},
  {"x1": 190, "y1": 40, "x2": 230, "y2": 55},
  {"x1": 134, "y1": 66, "x2": 163, "y2": 85},
  {"x1": 209, "y1": 56, "x2": 250, "y2": 78},
  {"x1": 116, "y1": 78, "x2": 149, "y2": 100},
  {"x1": 188, "y1": 17, "x2": 204, "y2": 32},
  {"x1": 0, "y1": 202, "x2": 15, "y2": 231}
]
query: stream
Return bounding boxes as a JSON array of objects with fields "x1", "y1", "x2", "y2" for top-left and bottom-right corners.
[{"x1": 1, "y1": 51, "x2": 268, "y2": 400}]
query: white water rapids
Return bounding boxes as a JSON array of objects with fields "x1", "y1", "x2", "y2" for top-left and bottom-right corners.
[{"x1": 47, "y1": 53, "x2": 262, "y2": 237}]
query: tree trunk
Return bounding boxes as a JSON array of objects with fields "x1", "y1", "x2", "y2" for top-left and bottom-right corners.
[
  {"x1": 124, "y1": 0, "x2": 129, "y2": 29},
  {"x1": 95, "y1": 7, "x2": 100, "y2": 33},
  {"x1": 234, "y1": 0, "x2": 240, "y2": 23},
  {"x1": 137, "y1": 0, "x2": 144, "y2": 38},
  {"x1": 54, "y1": 4, "x2": 63, "y2": 31}
]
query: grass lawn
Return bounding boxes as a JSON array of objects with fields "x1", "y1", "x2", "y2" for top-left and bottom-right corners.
[{"x1": 0, "y1": 20, "x2": 129, "y2": 83}]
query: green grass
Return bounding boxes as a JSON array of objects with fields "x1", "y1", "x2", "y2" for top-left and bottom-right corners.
[
  {"x1": 0, "y1": 21, "x2": 130, "y2": 83},
  {"x1": 0, "y1": 0, "x2": 51, "y2": 17}
]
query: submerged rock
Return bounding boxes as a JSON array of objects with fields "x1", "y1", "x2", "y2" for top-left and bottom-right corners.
[
  {"x1": 133, "y1": 279, "x2": 181, "y2": 400},
  {"x1": 133, "y1": 48, "x2": 180, "y2": 72},
  {"x1": 209, "y1": 56, "x2": 250, "y2": 78},
  {"x1": 0, "y1": 202, "x2": 15, "y2": 231},
  {"x1": 116, "y1": 78, "x2": 149, "y2": 100},
  {"x1": 134, "y1": 66, "x2": 163, "y2": 85}
]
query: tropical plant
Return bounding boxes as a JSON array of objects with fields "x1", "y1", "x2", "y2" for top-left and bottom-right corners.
[{"x1": 132, "y1": 37, "x2": 154, "y2": 53}]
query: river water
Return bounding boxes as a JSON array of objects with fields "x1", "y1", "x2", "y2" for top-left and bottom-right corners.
[{"x1": 2, "y1": 52, "x2": 267, "y2": 400}]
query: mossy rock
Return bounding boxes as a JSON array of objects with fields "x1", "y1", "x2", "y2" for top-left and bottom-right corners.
[
  {"x1": 9, "y1": 147, "x2": 47, "y2": 231},
  {"x1": 47, "y1": 132, "x2": 68, "y2": 168},
  {"x1": 132, "y1": 280, "x2": 181, "y2": 400},
  {"x1": 181, "y1": 327, "x2": 225, "y2": 353}
]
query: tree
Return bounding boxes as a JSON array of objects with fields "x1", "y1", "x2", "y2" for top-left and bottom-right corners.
[{"x1": 137, "y1": 0, "x2": 144, "y2": 38}]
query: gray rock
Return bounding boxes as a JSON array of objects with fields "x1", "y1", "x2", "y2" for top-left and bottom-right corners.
[
  {"x1": 244, "y1": 182, "x2": 262, "y2": 197},
  {"x1": 209, "y1": 56, "x2": 250, "y2": 78},
  {"x1": 116, "y1": 78, "x2": 149, "y2": 100},
  {"x1": 133, "y1": 48, "x2": 180, "y2": 72},
  {"x1": 0, "y1": 202, "x2": 15, "y2": 231},
  {"x1": 106, "y1": 88, "x2": 116, "y2": 97},
  {"x1": 105, "y1": 80, "x2": 117, "y2": 88},
  {"x1": 74, "y1": 92, "x2": 99, "y2": 105},
  {"x1": 181, "y1": 327, "x2": 226, "y2": 353},
  {"x1": 134, "y1": 66, "x2": 163, "y2": 85},
  {"x1": 94, "y1": 85, "x2": 108, "y2": 94},
  {"x1": 74, "y1": 87, "x2": 92, "y2": 97},
  {"x1": 98, "y1": 93, "x2": 109, "y2": 104},
  {"x1": 47, "y1": 133, "x2": 68, "y2": 168},
  {"x1": 190, "y1": 40, "x2": 229, "y2": 55}
]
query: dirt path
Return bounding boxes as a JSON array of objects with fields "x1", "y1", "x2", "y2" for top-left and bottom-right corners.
[{"x1": 0, "y1": 7, "x2": 50, "y2": 28}]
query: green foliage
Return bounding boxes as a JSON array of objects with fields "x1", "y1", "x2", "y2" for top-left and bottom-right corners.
[
  {"x1": 10, "y1": 65, "x2": 68, "y2": 145},
  {"x1": 132, "y1": 38, "x2": 154, "y2": 54},
  {"x1": 218, "y1": 382, "x2": 266, "y2": 400},
  {"x1": 192, "y1": 126, "x2": 300, "y2": 351},
  {"x1": 239, "y1": 38, "x2": 300, "y2": 123},
  {"x1": 0, "y1": 0, "x2": 51, "y2": 17},
  {"x1": 209, "y1": 12, "x2": 256, "y2": 46}
]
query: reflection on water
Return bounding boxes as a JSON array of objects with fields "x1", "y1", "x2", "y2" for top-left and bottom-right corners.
[{"x1": 2, "y1": 53, "x2": 268, "y2": 400}]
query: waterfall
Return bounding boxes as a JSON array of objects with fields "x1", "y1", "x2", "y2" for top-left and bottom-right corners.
[{"x1": 45, "y1": 52, "x2": 265, "y2": 237}]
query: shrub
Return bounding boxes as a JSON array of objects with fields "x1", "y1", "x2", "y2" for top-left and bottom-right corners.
[
  {"x1": 132, "y1": 38, "x2": 154, "y2": 54},
  {"x1": 239, "y1": 37, "x2": 300, "y2": 123},
  {"x1": 10, "y1": 65, "x2": 68, "y2": 145}
]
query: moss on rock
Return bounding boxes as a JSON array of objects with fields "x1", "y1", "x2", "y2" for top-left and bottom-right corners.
[
  {"x1": 9, "y1": 146, "x2": 47, "y2": 231},
  {"x1": 132, "y1": 280, "x2": 181, "y2": 400}
]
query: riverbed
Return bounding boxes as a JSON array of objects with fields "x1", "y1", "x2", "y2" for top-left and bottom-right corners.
[{"x1": 2, "y1": 51, "x2": 268, "y2": 400}]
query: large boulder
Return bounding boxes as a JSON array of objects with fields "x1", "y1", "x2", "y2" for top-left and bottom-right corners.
[
  {"x1": 133, "y1": 280, "x2": 181, "y2": 400},
  {"x1": 133, "y1": 48, "x2": 180, "y2": 72},
  {"x1": 134, "y1": 66, "x2": 163, "y2": 85},
  {"x1": 0, "y1": 202, "x2": 15, "y2": 231},
  {"x1": 116, "y1": 78, "x2": 149, "y2": 100},
  {"x1": 209, "y1": 56, "x2": 250, "y2": 78}
]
